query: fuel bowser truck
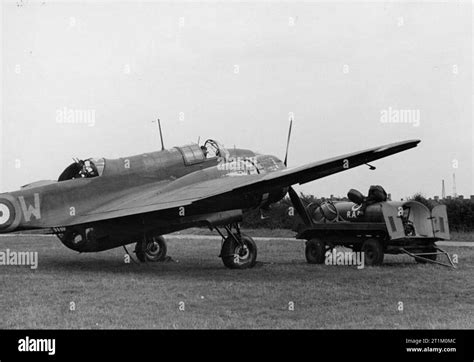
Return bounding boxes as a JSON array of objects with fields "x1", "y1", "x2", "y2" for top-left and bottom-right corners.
[{"x1": 295, "y1": 186, "x2": 454, "y2": 267}]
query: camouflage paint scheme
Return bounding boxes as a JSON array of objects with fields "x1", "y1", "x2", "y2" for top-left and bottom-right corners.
[{"x1": 0, "y1": 139, "x2": 420, "y2": 254}]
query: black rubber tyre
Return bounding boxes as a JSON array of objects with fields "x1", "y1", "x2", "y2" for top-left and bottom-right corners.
[
  {"x1": 361, "y1": 238, "x2": 384, "y2": 266},
  {"x1": 305, "y1": 238, "x2": 326, "y2": 264},
  {"x1": 135, "y1": 235, "x2": 167, "y2": 262},
  {"x1": 415, "y1": 249, "x2": 438, "y2": 264},
  {"x1": 221, "y1": 234, "x2": 257, "y2": 269}
]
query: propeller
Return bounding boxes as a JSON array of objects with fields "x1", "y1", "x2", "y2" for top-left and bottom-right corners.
[
  {"x1": 288, "y1": 186, "x2": 313, "y2": 227},
  {"x1": 282, "y1": 119, "x2": 313, "y2": 227},
  {"x1": 283, "y1": 119, "x2": 293, "y2": 167}
]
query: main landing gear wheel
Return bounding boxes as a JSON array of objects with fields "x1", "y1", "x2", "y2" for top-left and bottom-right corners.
[
  {"x1": 305, "y1": 238, "x2": 326, "y2": 264},
  {"x1": 135, "y1": 234, "x2": 167, "y2": 262},
  {"x1": 221, "y1": 233, "x2": 257, "y2": 269},
  {"x1": 361, "y1": 238, "x2": 384, "y2": 266}
]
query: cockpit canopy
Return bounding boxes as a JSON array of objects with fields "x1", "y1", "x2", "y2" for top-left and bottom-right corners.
[
  {"x1": 201, "y1": 139, "x2": 228, "y2": 159},
  {"x1": 175, "y1": 139, "x2": 227, "y2": 166},
  {"x1": 58, "y1": 158, "x2": 105, "y2": 181},
  {"x1": 57, "y1": 139, "x2": 226, "y2": 181}
]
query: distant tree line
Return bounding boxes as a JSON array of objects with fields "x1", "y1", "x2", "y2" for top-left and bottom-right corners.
[
  {"x1": 410, "y1": 193, "x2": 474, "y2": 232},
  {"x1": 241, "y1": 193, "x2": 474, "y2": 232}
]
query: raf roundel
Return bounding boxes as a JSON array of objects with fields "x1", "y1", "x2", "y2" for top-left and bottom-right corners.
[
  {"x1": 0, "y1": 203, "x2": 11, "y2": 223},
  {"x1": 0, "y1": 195, "x2": 21, "y2": 232}
]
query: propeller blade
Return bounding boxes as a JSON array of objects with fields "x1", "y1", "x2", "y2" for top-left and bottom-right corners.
[
  {"x1": 288, "y1": 186, "x2": 313, "y2": 227},
  {"x1": 283, "y1": 119, "x2": 293, "y2": 167}
]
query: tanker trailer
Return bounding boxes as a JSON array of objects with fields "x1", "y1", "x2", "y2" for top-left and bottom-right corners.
[{"x1": 295, "y1": 186, "x2": 454, "y2": 267}]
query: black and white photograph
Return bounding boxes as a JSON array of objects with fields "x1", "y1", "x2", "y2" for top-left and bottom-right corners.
[{"x1": 0, "y1": 0, "x2": 472, "y2": 359}]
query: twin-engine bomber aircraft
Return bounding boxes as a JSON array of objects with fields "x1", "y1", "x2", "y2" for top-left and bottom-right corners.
[{"x1": 0, "y1": 126, "x2": 420, "y2": 269}]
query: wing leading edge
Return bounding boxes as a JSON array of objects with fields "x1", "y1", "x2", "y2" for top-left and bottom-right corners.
[{"x1": 51, "y1": 139, "x2": 420, "y2": 227}]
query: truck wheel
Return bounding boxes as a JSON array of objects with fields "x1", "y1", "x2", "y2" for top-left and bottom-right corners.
[
  {"x1": 305, "y1": 238, "x2": 326, "y2": 264},
  {"x1": 361, "y1": 238, "x2": 384, "y2": 266}
]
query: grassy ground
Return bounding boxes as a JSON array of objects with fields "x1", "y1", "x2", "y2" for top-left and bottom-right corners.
[
  {"x1": 0, "y1": 233, "x2": 472, "y2": 329},
  {"x1": 171, "y1": 227, "x2": 296, "y2": 238},
  {"x1": 174, "y1": 227, "x2": 474, "y2": 241},
  {"x1": 450, "y1": 231, "x2": 474, "y2": 242}
]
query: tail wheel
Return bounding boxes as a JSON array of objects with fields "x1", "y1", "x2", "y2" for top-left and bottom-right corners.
[
  {"x1": 305, "y1": 238, "x2": 326, "y2": 264},
  {"x1": 135, "y1": 235, "x2": 167, "y2": 262},
  {"x1": 361, "y1": 238, "x2": 384, "y2": 266},
  {"x1": 221, "y1": 233, "x2": 257, "y2": 269}
]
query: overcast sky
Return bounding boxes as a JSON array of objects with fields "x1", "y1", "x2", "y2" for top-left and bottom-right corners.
[{"x1": 1, "y1": 1, "x2": 472, "y2": 200}]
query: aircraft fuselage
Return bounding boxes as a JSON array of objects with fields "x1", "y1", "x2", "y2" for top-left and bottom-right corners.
[{"x1": 0, "y1": 143, "x2": 287, "y2": 252}]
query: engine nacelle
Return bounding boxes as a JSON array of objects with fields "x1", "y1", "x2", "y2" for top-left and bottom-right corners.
[{"x1": 260, "y1": 187, "x2": 288, "y2": 210}]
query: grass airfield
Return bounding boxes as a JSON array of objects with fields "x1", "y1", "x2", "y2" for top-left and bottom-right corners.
[{"x1": 0, "y1": 230, "x2": 472, "y2": 329}]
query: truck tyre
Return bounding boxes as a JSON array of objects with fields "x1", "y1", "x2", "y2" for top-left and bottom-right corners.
[
  {"x1": 361, "y1": 238, "x2": 384, "y2": 266},
  {"x1": 305, "y1": 238, "x2": 326, "y2": 264}
]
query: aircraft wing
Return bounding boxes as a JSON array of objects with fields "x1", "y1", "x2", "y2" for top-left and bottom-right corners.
[{"x1": 55, "y1": 139, "x2": 420, "y2": 227}]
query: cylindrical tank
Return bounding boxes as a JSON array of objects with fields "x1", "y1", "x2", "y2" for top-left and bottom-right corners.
[{"x1": 309, "y1": 201, "x2": 384, "y2": 223}]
